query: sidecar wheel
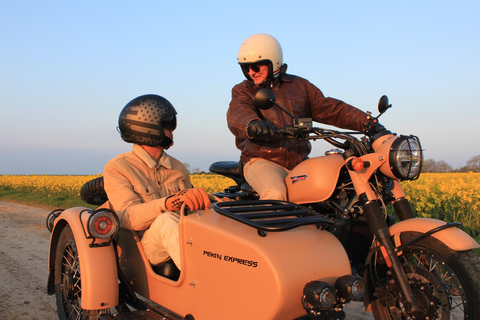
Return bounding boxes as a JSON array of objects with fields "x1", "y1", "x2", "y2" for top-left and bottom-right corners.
[
  {"x1": 371, "y1": 233, "x2": 480, "y2": 320},
  {"x1": 54, "y1": 226, "x2": 109, "y2": 320},
  {"x1": 80, "y1": 176, "x2": 108, "y2": 206}
]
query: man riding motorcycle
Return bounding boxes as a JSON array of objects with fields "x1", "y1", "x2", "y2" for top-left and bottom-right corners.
[{"x1": 227, "y1": 33, "x2": 374, "y2": 200}]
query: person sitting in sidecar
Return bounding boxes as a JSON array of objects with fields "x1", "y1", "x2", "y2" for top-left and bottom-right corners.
[{"x1": 102, "y1": 94, "x2": 210, "y2": 271}]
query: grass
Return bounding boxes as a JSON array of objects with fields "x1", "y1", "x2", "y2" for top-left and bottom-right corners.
[{"x1": 0, "y1": 187, "x2": 96, "y2": 210}]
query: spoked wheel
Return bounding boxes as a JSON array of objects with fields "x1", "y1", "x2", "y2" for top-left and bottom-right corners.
[
  {"x1": 371, "y1": 233, "x2": 480, "y2": 320},
  {"x1": 54, "y1": 226, "x2": 108, "y2": 320}
]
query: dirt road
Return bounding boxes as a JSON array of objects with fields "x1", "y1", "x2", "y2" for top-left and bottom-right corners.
[
  {"x1": 0, "y1": 200, "x2": 373, "y2": 320},
  {"x1": 0, "y1": 201, "x2": 57, "y2": 319}
]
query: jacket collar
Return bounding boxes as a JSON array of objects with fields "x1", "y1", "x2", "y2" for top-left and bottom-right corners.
[{"x1": 132, "y1": 144, "x2": 173, "y2": 169}]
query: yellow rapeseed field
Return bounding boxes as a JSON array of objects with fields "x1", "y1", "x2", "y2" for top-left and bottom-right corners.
[
  {"x1": 0, "y1": 174, "x2": 103, "y2": 199},
  {"x1": 401, "y1": 172, "x2": 480, "y2": 233},
  {"x1": 0, "y1": 174, "x2": 235, "y2": 199},
  {"x1": 190, "y1": 175, "x2": 236, "y2": 194},
  {"x1": 0, "y1": 173, "x2": 478, "y2": 235}
]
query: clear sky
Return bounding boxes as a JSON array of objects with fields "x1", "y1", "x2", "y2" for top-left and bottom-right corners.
[{"x1": 1, "y1": 1, "x2": 479, "y2": 174}]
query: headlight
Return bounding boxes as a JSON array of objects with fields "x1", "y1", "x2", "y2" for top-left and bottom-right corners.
[
  {"x1": 87, "y1": 209, "x2": 119, "y2": 239},
  {"x1": 335, "y1": 275, "x2": 365, "y2": 301},
  {"x1": 389, "y1": 135, "x2": 423, "y2": 180},
  {"x1": 302, "y1": 281, "x2": 336, "y2": 311}
]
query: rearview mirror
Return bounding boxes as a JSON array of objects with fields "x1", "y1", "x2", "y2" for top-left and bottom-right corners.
[
  {"x1": 378, "y1": 95, "x2": 392, "y2": 115},
  {"x1": 254, "y1": 88, "x2": 276, "y2": 110}
]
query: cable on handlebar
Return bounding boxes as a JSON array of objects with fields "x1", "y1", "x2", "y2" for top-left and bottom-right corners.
[{"x1": 278, "y1": 125, "x2": 369, "y2": 156}]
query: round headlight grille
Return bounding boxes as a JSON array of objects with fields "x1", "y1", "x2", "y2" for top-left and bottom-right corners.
[{"x1": 389, "y1": 135, "x2": 423, "y2": 180}]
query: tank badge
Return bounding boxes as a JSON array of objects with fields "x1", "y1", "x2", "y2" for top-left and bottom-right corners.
[{"x1": 290, "y1": 175, "x2": 307, "y2": 184}]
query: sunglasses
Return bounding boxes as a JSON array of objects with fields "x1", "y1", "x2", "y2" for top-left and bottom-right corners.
[{"x1": 241, "y1": 61, "x2": 269, "y2": 73}]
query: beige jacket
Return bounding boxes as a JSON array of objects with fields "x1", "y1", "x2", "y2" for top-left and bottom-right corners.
[{"x1": 103, "y1": 144, "x2": 192, "y2": 231}]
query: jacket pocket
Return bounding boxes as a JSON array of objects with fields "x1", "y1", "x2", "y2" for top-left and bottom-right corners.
[
  {"x1": 132, "y1": 183, "x2": 156, "y2": 203},
  {"x1": 165, "y1": 178, "x2": 188, "y2": 196}
]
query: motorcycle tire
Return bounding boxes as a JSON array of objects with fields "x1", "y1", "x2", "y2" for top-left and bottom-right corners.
[
  {"x1": 54, "y1": 225, "x2": 110, "y2": 320},
  {"x1": 80, "y1": 176, "x2": 108, "y2": 206},
  {"x1": 371, "y1": 232, "x2": 480, "y2": 320}
]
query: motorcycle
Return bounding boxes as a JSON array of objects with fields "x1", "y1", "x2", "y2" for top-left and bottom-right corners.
[
  {"x1": 209, "y1": 89, "x2": 480, "y2": 319},
  {"x1": 45, "y1": 89, "x2": 480, "y2": 320}
]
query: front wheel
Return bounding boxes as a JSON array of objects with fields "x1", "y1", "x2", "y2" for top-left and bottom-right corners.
[
  {"x1": 370, "y1": 233, "x2": 480, "y2": 320},
  {"x1": 54, "y1": 226, "x2": 109, "y2": 320}
]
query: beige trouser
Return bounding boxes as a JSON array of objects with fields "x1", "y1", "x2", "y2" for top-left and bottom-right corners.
[
  {"x1": 243, "y1": 158, "x2": 290, "y2": 200},
  {"x1": 141, "y1": 211, "x2": 182, "y2": 270}
]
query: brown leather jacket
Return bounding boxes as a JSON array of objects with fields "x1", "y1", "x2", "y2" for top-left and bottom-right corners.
[{"x1": 227, "y1": 74, "x2": 369, "y2": 170}]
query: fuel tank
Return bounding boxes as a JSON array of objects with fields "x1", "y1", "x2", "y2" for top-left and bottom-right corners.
[{"x1": 286, "y1": 154, "x2": 345, "y2": 204}]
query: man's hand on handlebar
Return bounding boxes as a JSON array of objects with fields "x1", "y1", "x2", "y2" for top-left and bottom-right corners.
[
  {"x1": 363, "y1": 116, "x2": 385, "y2": 136},
  {"x1": 247, "y1": 120, "x2": 279, "y2": 142}
]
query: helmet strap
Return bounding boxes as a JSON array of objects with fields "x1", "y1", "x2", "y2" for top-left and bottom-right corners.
[
  {"x1": 159, "y1": 136, "x2": 173, "y2": 149},
  {"x1": 270, "y1": 64, "x2": 288, "y2": 87}
]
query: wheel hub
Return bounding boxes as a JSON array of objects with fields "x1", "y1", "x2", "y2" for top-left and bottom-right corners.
[
  {"x1": 374, "y1": 265, "x2": 447, "y2": 319},
  {"x1": 63, "y1": 269, "x2": 76, "y2": 301},
  {"x1": 407, "y1": 274, "x2": 438, "y2": 319}
]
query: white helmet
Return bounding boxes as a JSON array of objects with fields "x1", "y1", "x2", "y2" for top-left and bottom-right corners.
[{"x1": 237, "y1": 33, "x2": 284, "y2": 81}]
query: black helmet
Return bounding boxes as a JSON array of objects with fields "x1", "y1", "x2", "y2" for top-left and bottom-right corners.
[{"x1": 118, "y1": 94, "x2": 177, "y2": 148}]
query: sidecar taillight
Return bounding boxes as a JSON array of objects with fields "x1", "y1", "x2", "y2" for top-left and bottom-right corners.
[{"x1": 87, "y1": 209, "x2": 119, "y2": 239}]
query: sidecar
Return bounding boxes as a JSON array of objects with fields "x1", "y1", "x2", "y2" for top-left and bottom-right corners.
[{"x1": 46, "y1": 200, "x2": 365, "y2": 320}]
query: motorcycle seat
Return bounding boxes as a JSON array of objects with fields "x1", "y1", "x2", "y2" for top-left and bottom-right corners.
[
  {"x1": 209, "y1": 161, "x2": 244, "y2": 186},
  {"x1": 152, "y1": 259, "x2": 180, "y2": 281},
  {"x1": 209, "y1": 161, "x2": 242, "y2": 176}
]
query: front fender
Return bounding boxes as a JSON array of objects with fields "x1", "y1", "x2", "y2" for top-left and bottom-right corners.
[
  {"x1": 362, "y1": 217, "x2": 479, "y2": 309},
  {"x1": 390, "y1": 218, "x2": 479, "y2": 251},
  {"x1": 47, "y1": 207, "x2": 119, "y2": 310}
]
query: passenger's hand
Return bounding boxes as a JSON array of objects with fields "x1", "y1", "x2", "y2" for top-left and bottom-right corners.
[
  {"x1": 165, "y1": 188, "x2": 211, "y2": 211},
  {"x1": 247, "y1": 120, "x2": 277, "y2": 141}
]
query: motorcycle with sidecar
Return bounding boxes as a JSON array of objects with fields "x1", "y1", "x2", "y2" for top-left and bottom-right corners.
[{"x1": 46, "y1": 89, "x2": 480, "y2": 320}]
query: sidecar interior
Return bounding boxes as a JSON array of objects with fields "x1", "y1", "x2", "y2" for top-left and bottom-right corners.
[
  {"x1": 96, "y1": 200, "x2": 181, "y2": 281},
  {"x1": 117, "y1": 227, "x2": 180, "y2": 281},
  {"x1": 151, "y1": 259, "x2": 180, "y2": 280}
]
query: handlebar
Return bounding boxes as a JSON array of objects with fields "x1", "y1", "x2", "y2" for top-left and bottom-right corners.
[
  {"x1": 273, "y1": 117, "x2": 381, "y2": 155},
  {"x1": 274, "y1": 118, "x2": 313, "y2": 137}
]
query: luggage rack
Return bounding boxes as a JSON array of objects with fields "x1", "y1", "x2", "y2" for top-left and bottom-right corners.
[{"x1": 214, "y1": 200, "x2": 334, "y2": 235}]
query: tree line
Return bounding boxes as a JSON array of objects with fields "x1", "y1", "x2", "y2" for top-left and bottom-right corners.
[{"x1": 422, "y1": 155, "x2": 480, "y2": 173}]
